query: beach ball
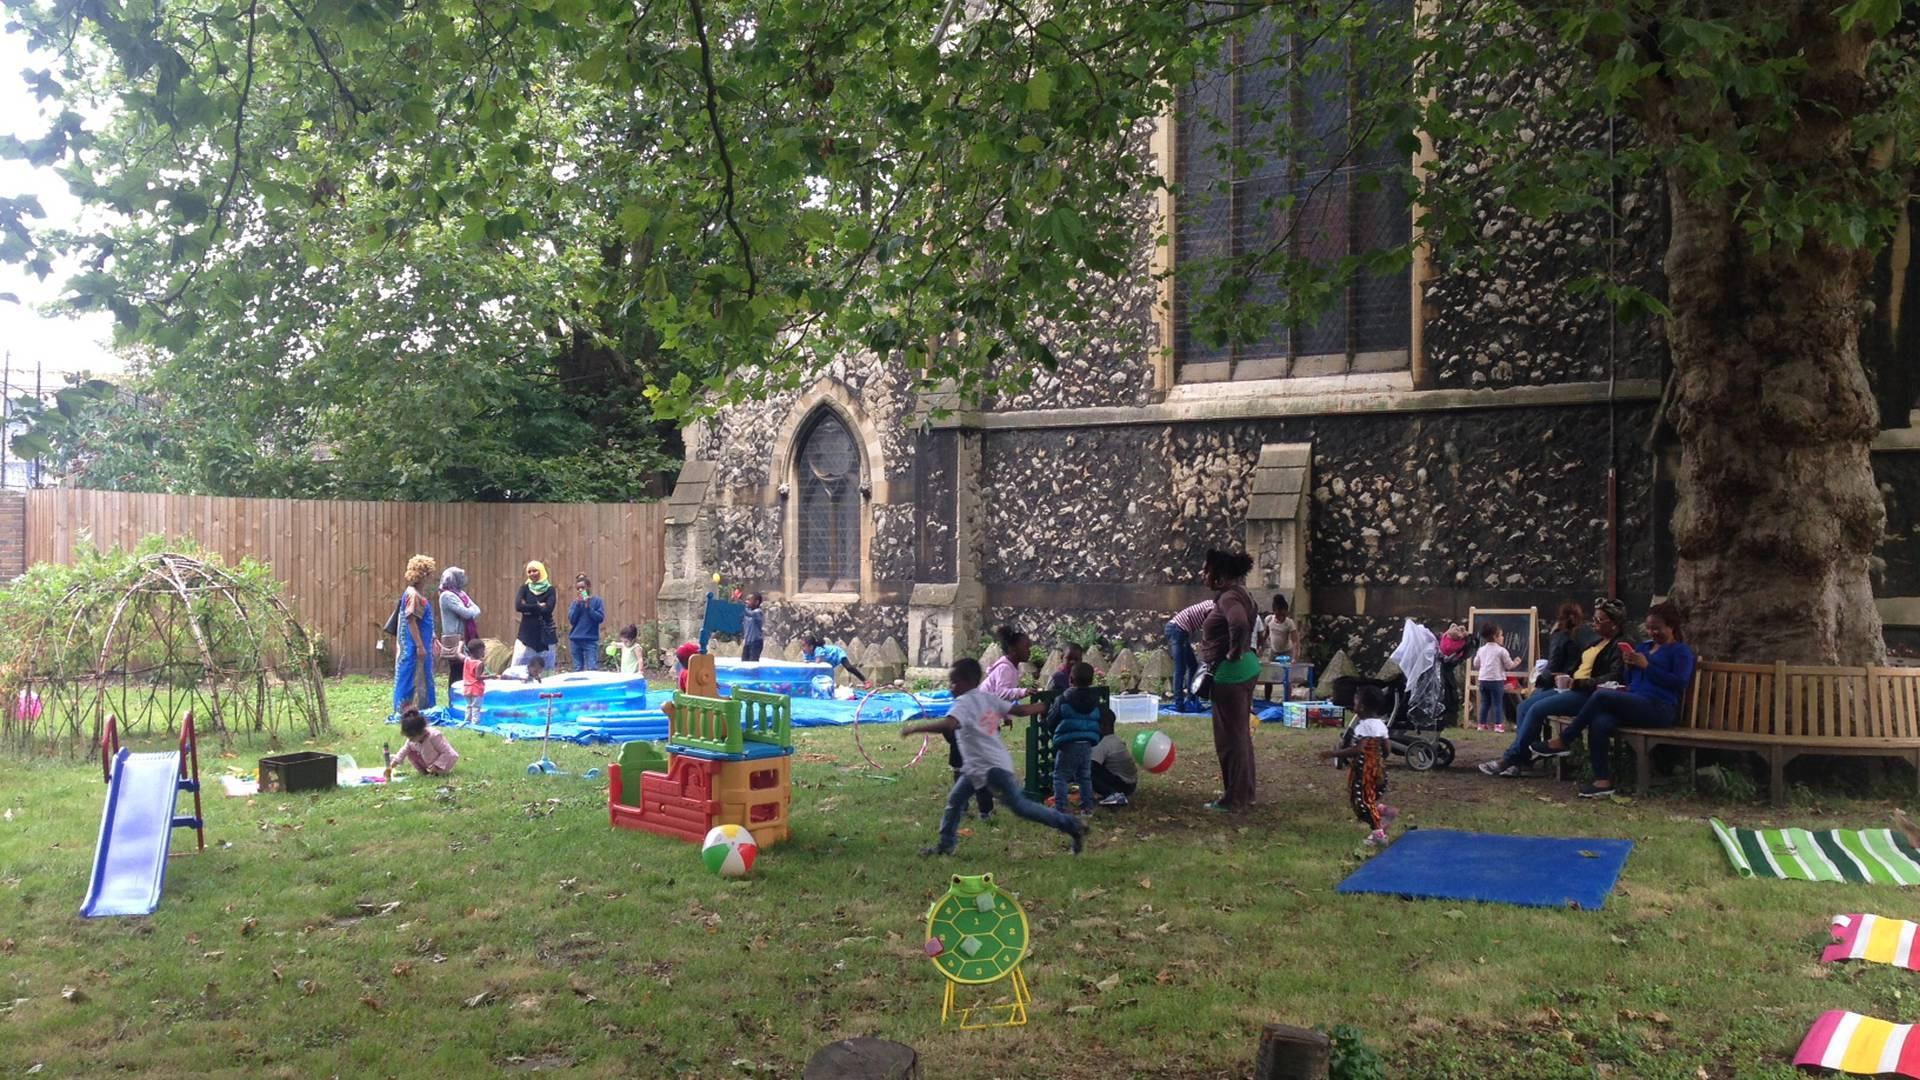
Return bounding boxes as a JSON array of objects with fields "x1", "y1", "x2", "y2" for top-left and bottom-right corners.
[
  {"x1": 1130, "y1": 730, "x2": 1176, "y2": 774},
  {"x1": 701, "y1": 824, "x2": 758, "y2": 878}
]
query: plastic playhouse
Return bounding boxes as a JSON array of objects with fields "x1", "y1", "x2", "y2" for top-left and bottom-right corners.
[{"x1": 608, "y1": 680, "x2": 795, "y2": 848}]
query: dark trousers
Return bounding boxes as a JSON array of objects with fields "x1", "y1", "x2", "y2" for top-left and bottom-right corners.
[
  {"x1": 1166, "y1": 623, "x2": 1199, "y2": 710},
  {"x1": 1091, "y1": 762, "x2": 1136, "y2": 798},
  {"x1": 1210, "y1": 678, "x2": 1258, "y2": 807},
  {"x1": 741, "y1": 639, "x2": 763, "y2": 662},
  {"x1": 1560, "y1": 690, "x2": 1677, "y2": 781},
  {"x1": 447, "y1": 656, "x2": 464, "y2": 701}
]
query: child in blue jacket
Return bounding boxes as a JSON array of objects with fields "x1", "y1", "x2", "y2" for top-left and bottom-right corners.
[{"x1": 1046, "y1": 662, "x2": 1112, "y2": 814}]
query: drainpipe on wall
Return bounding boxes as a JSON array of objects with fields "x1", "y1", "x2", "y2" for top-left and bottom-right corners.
[{"x1": 1605, "y1": 115, "x2": 1621, "y2": 600}]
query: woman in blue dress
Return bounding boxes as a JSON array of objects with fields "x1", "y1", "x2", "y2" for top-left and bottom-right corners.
[{"x1": 393, "y1": 553, "x2": 438, "y2": 713}]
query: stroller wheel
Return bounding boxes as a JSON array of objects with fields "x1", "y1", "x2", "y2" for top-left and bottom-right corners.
[
  {"x1": 1434, "y1": 738, "x2": 1456, "y2": 768},
  {"x1": 1404, "y1": 739, "x2": 1437, "y2": 771}
]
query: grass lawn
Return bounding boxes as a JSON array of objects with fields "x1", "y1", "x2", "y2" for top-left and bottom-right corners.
[{"x1": 2, "y1": 677, "x2": 1916, "y2": 1078}]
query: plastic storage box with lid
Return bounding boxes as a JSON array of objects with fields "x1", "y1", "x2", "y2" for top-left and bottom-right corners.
[{"x1": 1110, "y1": 693, "x2": 1158, "y2": 725}]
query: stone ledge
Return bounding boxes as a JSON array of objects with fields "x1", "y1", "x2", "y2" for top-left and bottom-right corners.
[{"x1": 931, "y1": 378, "x2": 1662, "y2": 431}]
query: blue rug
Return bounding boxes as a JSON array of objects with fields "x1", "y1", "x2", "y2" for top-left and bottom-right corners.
[{"x1": 1336, "y1": 829, "x2": 1634, "y2": 910}]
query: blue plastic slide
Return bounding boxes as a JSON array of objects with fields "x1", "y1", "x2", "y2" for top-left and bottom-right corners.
[{"x1": 79, "y1": 748, "x2": 197, "y2": 918}]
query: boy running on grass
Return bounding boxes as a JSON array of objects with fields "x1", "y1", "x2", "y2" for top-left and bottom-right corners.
[{"x1": 902, "y1": 657, "x2": 1087, "y2": 857}]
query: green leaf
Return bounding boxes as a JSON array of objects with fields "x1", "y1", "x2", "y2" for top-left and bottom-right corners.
[
  {"x1": 1836, "y1": 0, "x2": 1901, "y2": 35},
  {"x1": 1024, "y1": 69, "x2": 1054, "y2": 112}
]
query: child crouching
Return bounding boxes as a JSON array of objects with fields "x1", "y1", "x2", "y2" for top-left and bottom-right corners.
[{"x1": 1319, "y1": 685, "x2": 1397, "y2": 846}]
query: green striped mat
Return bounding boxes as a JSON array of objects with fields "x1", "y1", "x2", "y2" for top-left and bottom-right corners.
[{"x1": 1710, "y1": 818, "x2": 1920, "y2": 884}]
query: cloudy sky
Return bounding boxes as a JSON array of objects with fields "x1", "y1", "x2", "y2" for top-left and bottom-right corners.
[{"x1": 0, "y1": 22, "x2": 123, "y2": 393}]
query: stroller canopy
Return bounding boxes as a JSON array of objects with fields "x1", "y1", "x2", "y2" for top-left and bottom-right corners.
[{"x1": 1390, "y1": 619, "x2": 1445, "y2": 723}]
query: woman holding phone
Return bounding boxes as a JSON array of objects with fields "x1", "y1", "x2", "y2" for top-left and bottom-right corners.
[{"x1": 1529, "y1": 601, "x2": 1696, "y2": 797}]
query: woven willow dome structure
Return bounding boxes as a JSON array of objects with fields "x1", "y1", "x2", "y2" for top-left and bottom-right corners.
[{"x1": 1, "y1": 549, "x2": 329, "y2": 756}]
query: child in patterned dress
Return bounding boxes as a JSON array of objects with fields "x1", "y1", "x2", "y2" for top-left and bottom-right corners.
[{"x1": 1320, "y1": 685, "x2": 1398, "y2": 846}]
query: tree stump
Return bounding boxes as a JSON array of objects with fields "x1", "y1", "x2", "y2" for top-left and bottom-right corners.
[
  {"x1": 1254, "y1": 1023, "x2": 1330, "y2": 1080},
  {"x1": 803, "y1": 1038, "x2": 921, "y2": 1080}
]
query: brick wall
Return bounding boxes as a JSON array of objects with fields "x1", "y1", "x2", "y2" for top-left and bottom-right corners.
[{"x1": 0, "y1": 492, "x2": 23, "y2": 580}]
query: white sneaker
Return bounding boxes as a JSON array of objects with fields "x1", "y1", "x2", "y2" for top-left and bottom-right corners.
[
  {"x1": 1098, "y1": 792, "x2": 1129, "y2": 807},
  {"x1": 1476, "y1": 760, "x2": 1504, "y2": 775}
]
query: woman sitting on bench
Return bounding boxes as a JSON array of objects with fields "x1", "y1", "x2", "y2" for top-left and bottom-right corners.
[
  {"x1": 1530, "y1": 600, "x2": 1697, "y2": 798},
  {"x1": 1478, "y1": 598, "x2": 1627, "y2": 777}
]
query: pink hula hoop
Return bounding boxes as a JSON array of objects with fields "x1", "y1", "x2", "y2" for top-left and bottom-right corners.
[{"x1": 852, "y1": 688, "x2": 931, "y2": 773}]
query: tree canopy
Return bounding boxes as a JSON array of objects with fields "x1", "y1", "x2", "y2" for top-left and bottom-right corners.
[{"x1": 2, "y1": 0, "x2": 1918, "y2": 658}]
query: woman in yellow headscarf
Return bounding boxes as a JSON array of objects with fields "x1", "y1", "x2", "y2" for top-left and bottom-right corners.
[{"x1": 513, "y1": 560, "x2": 560, "y2": 671}]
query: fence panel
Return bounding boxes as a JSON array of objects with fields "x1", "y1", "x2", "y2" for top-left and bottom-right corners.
[{"x1": 24, "y1": 490, "x2": 666, "y2": 674}]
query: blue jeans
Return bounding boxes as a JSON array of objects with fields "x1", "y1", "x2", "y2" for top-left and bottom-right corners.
[
  {"x1": 570, "y1": 641, "x2": 599, "y2": 672},
  {"x1": 936, "y1": 767, "x2": 1077, "y2": 853},
  {"x1": 1504, "y1": 689, "x2": 1592, "y2": 765},
  {"x1": 1560, "y1": 690, "x2": 1678, "y2": 781},
  {"x1": 1477, "y1": 680, "x2": 1505, "y2": 728},
  {"x1": 1053, "y1": 741, "x2": 1095, "y2": 813},
  {"x1": 1166, "y1": 623, "x2": 1199, "y2": 709}
]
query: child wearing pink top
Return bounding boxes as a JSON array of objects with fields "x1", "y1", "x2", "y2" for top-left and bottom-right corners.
[
  {"x1": 460, "y1": 640, "x2": 486, "y2": 725},
  {"x1": 391, "y1": 708, "x2": 460, "y2": 776}
]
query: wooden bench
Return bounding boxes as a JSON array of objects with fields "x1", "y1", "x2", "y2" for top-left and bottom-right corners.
[{"x1": 1551, "y1": 661, "x2": 1920, "y2": 804}]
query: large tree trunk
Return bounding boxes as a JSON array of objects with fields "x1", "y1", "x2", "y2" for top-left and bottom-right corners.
[{"x1": 1663, "y1": 176, "x2": 1887, "y2": 666}]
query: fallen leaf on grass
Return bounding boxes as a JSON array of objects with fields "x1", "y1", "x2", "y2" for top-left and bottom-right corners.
[
  {"x1": 1137, "y1": 877, "x2": 1153, "y2": 890},
  {"x1": 1072, "y1": 887, "x2": 1107, "y2": 903},
  {"x1": 359, "y1": 996, "x2": 382, "y2": 1011},
  {"x1": 1094, "y1": 974, "x2": 1121, "y2": 993},
  {"x1": 240, "y1": 917, "x2": 258, "y2": 936},
  {"x1": 391, "y1": 962, "x2": 413, "y2": 978},
  {"x1": 297, "y1": 979, "x2": 318, "y2": 996},
  {"x1": 59, "y1": 986, "x2": 85, "y2": 1004},
  {"x1": 200, "y1": 951, "x2": 225, "y2": 960},
  {"x1": 1154, "y1": 969, "x2": 1175, "y2": 985},
  {"x1": 1442, "y1": 909, "x2": 1465, "y2": 921},
  {"x1": 270, "y1": 967, "x2": 283, "y2": 983},
  {"x1": 464, "y1": 990, "x2": 494, "y2": 1008},
  {"x1": 1609, "y1": 934, "x2": 1629, "y2": 946},
  {"x1": 1, "y1": 938, "x2": 14, "y2": 955},
  {"x1": 1066, "y1": 1005, "x2": 1096, "y2": 1014}
]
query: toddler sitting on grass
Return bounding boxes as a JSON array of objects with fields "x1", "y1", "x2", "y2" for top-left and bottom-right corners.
[{"x1": 389, "y1": 708, "x2": 460, "y2": 777}]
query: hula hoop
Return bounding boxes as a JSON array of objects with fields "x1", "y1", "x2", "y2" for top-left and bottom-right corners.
[{"x1": 851, "y1": 688, "x2": 932, "y2": 774}]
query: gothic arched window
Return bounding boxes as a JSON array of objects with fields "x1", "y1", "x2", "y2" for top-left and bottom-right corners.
[{"x1": 795, "y1": 409, "x2": 861, "y2": 593}]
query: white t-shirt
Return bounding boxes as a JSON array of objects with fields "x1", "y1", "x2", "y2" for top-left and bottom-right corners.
[
  {"x1": 1352, "y1": 716, "x2": 1391, "y2": 740},
  {"x1": 948, "y1": 688, "x2": 1016, "y2": 785},
  {"x1": 1474, "y1": 642, "x2": 1520, "y2": 682}
]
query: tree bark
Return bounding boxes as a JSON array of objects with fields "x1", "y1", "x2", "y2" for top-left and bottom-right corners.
[{"x1": 1653, "y1": 7, "x2": 1889, "y2": 666}]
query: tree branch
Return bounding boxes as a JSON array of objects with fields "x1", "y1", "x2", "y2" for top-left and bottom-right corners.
[
  {"x1": 159, "y1": 0, "x2": 258, "y2": 307},
  {"x1": 686, "y1": 0, "x2": 757, "y2": 298},
  {"x1": 283, "y1": 0, "x2": 370, "y2": 116}
]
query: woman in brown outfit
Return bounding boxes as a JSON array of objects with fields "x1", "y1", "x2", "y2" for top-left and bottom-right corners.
[{"x1": 1196, "y1": 548, "x2": 1261, "y2": 811}]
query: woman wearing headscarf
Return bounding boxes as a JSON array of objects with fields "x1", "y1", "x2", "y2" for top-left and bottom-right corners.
[
  {"x1": 1196, "y1": 548, "x2": 1260, "y2": 811},
  {"x1": 514, "y1": 560, "x2": 560, "y2": 672},
  {"x1": 438, "y1": 566, "x2": 481, "y2": 700},
  {"x1": 393, "y1": 554, "x2": 438, "y2": 713}
]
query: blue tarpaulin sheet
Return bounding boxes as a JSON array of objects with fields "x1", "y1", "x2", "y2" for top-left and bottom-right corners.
[{"x1": 1335, "y1": 829, "x2": 1634, "y2": 910}]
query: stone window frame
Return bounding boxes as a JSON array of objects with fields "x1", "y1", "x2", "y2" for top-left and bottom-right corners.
[
  {"x1": 770, "y1": 380, "x2": 891, "y2": 605},
  {"x1": 1150, "y1": 0, "x2": 1438, "y2": 393}
]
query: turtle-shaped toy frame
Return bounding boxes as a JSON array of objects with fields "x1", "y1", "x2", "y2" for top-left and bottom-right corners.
[{"x1": 924, "y1": 872, "x2": 1033, "y2": 1028}]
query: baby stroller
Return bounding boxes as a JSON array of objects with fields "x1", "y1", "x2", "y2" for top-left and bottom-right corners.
[{"x1": 1329, "y1": 620, "x2": 1455, "y2": 771}]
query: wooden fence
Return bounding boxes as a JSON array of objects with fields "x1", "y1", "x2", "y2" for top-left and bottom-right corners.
[{"x1": 24, "y1": 490, "x2": 666, "y2": 674}]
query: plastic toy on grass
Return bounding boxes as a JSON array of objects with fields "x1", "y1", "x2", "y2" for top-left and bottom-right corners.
[
  {"x1": 610, "y1": 685, "x2": 794, "y2": 847},
  {"x1": 925, "y1": 873, "x2": 1033, "y2": 1029},
  {"x1": 1131, "y1": 729, "x2": 1176, "y2": 773},
  {"x1": 81, "y1": 713, "x2": 205, "y2": 918},
  {"x1": 852, "y1": 688, "x2": 932, "y2": 777},
  {"x1": 526, "y1": 692, "x2": 601, "y2": 780},
  {"x1": 701, "y1": 824, "x2": 758, "y2": 877}
]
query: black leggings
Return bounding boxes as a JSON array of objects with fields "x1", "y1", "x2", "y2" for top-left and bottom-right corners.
[{"x1": 446, "y1": 656, "x2": 463, "y2": 701}]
